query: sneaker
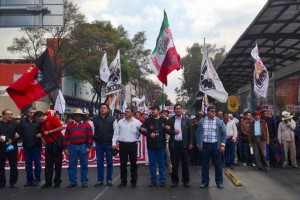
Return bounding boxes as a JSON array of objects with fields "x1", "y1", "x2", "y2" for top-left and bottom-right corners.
[
  {"x1": 107, "y1": 181, "x2": 113, "y2": 187},
  {"x1": 32, "y1": 181, "x2": 40, "y2": 187},
  {"x1": 10, "y1": 184, "x2": 16, "y2": 189},
  {"x1": 82, "y1": 183, "x2": 88, "y2": 188},
  {"x1": 23, "y1": 182, "x2": 33, "y2": 187},
  {"x1": 200, "y1": 183, "x2": 208, "y2": 188},
  {"x1": 131, "y1": 184, "x2": 137, "y2": 188},
  {"x1": 94, "y1": 182, "x2": 103, "y2": 187},
  {"x1": 243, "y1": 163, "x2": 247, "y2": 166},
  {"x1": 53, "y1": 183, "x2": 61, "y2": 188},
  {"x1": 252, "y1": 163, "x2": 256, "y2": 167}
]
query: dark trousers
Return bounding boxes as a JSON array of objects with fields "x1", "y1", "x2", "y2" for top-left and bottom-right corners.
[
  {"x1": 24, "y1": 146, "x2": 42, "y2": 183},
  {"x1": 119, "y1": 142, "x2": 137, "y2": 184},
  {"x1": 225, "y1": 138, "x2": 235, "y2": 167},
  {"x1": 171, "y1": 141, "x2": 190, "y2": 184},
  {"x1": 239, "y1": 136, "x2": 254, "y2": 164},
  {"x1": 45, "y1": 143, "x2": 62, "y2": 185},
  {"x1": 202, "y1": 142, "x2": 223, "y2": 185},
  {"x1": 0, "y1": 150, "x2": 18, "y2": 186}
]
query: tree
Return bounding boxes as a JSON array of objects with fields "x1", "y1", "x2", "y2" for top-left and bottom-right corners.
[{"x1": 7, "y1": 0, "x2": 86, "y2": 80}]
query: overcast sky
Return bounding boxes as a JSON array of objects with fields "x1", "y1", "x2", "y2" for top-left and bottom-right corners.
[{"x1": 0, "y1": 0, "x2": 267, "y2": 103}]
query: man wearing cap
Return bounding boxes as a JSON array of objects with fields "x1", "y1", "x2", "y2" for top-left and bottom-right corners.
[
  {"x1": 249, "y1": 111, "x2": 270, "y2": 172},
  {"x1": 34, "y1": 111, "x2": 64, "y2": 188},
  {"x1": 278, "y1": 111, "x2": 298, "y2": 168},
  {"x1": 64, "y1": 109, "x2": 93, "y2": 188},
  {"x1": 140, "y1": 105, "x2": 169, "y2": 187},
  {"x1": 93, "y1": 103, "x2": 117, "y2": 187},
  {"x1": 196, "y1": 106, "x2": 226, "y2": 189},
  {"x1": 112, "y1": 107, "x2": 142, "y2": 188},
  {"x1": 168, "y1": 104, "x2": 193, "y2": 188}
]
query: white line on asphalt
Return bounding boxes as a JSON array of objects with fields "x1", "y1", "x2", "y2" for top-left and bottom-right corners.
[{"x1": 93, "y1": 174, "x2": 120, "y2": 200}]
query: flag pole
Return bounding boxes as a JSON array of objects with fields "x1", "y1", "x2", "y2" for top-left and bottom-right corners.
[{"x1": 162, "y1": 83, "x2": 164, "y2": 110}]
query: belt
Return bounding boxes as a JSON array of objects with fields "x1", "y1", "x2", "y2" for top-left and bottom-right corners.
[
  {"x1": 175, "y1": 140, "x2": 183, "y2": 143},
  {"x1": 119, "y1": 141, "x2": 136, "y2": 144},
  {"x1": 70, "y1": 142, "x2": 87, "y2": 145}
]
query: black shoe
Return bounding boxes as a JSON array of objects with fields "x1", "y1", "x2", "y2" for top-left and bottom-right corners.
[
  {"x1": 23, "y1": 182, "x2": 33, "y2": 187},
  {"x1": 107, "y1": 181, "x2": 113, "y2": 187},
  {"x1": 200, "y1": 183, "x2": 208, "y2": 188},
  {"x1": 217, "y1": 183, "x2": 224, "y2": 189},
  {"x1": 160, "y1": 182, "x2": 166, "y2": 187},
  {"x1": 81, "y1": 184, "x2": 88, "y2": 188},
  {"x1": 131, "y1": 184, "x2": 136, "y2": 188},
  {"x1": 171, "y1": 182, "x2": 178, "y2": 187},
  {"x1": 183, "y1": 182, "x2": 190, "y2": 188},
  {"x1": 148, "y1": 182, "x2": 157, "y2": 187},
  {"x1": 0, "y1": 184, "x2": 5, "y2": 189},
  {"x1": 118, "y1": 182, "x2": 127, "y2": 188},
  {"x1": 230, "y1": 165, "x2": 234, "y2": 169},
  {"x1": 67, "y1": 183, "x2": 77, "y2": 188},
  {"x1": 41, "y1": 183, "x2": 52, "y2": 188},
  {"x1": 10, "y1": 184, "x2": 16, "y2": 189},
  {"x1": 53, "y1": 183, "x2": 61, "y2": 188},
  {"x1": 94, "y1": 182, "x2": 103, "y2": 187},
  {"x1": 32, "y1": 181, "x2": 40, "y2": 187}
]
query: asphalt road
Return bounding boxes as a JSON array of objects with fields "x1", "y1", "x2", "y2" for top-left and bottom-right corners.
[{"x1": 1, "y1": 164, "x2": 300, "y2": 200}]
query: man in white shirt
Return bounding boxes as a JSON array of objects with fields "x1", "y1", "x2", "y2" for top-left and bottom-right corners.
[
  {"x1": 223, "y1": 113, "x2": 238, "y2": 169},
  {"x1": 112, "y1": 107, "x2": 142, "y2": 188}
]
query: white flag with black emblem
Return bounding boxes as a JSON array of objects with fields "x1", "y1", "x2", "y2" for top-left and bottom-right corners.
[
  {"x1": 251, "y1": 44, "x2": 269, "y2": 98},
  {"x1": 199, "y1": 46, "x2": 228, "y2": 103},
  {"x1": 105, "y1": 50, "x2": 122, "y2": 95}
]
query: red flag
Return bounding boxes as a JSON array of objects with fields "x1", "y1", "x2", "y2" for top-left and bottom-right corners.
[{"x1": 6, "y1": 49, "x2": 59, "y2": 109}]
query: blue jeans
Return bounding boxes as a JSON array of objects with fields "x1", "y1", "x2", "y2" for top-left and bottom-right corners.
[
  {"x1": 225, "y1": 138, "x2": 235, "y2": 167},
  {"x1": 147, "y1": 148, "x2": 166, "y2": 183},
  {"x1": 23, "y1": 146, "x2": 42, "y2": 183},
  {"x1": 68, "y1": 144, "x2": 89, "y2": 184},
  {"x1": 201, "y1": 142, "x2": 223, "y2": 185},
  {"x1": 95, "y1": 143, "x2": 113, "y2": 183}
]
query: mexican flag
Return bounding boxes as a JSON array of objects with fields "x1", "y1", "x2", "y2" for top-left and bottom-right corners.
[{"x1": 150, "y1": 11, "x2": 181, "y2": 86}]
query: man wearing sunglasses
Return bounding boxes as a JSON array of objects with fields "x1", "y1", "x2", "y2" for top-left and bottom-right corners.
[{"x1": 196, "y1": 106, "x2": 226, "y2": 189}]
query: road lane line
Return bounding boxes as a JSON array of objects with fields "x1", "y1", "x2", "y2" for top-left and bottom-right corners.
[{"x1": 93, "y1": 174, "x2": 120, "y2": 200}]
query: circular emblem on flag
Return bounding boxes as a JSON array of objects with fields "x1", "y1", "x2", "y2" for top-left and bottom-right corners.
[{"x1": 157, "y1": 35, "x2": 170, "y2": 55}]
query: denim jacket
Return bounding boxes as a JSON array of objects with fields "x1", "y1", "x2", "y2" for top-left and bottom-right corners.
[{"x1": 196, "y1": 117, "x2": 226, "y2": 149}]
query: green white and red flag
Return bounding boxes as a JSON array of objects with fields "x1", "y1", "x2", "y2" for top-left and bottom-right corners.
[{"x1": 150, "y1": 10, "x2": 181, "y2": 86}]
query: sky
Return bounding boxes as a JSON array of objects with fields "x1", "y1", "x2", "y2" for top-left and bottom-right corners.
[{"x1": 0, "y1": 0, "x2": 267, "y2": 103}]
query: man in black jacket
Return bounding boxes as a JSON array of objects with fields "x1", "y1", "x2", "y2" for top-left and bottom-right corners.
[
  {"x1": 168, "y1": 104, "x2": 193, "y2": 188},
  {"x1": 93, "y1": 103, "x2": 117, "y2": 187},
  {"x1": 20, "y1": 107, "x2": 42, "y2": 187},
  {"x1": 0, "y1": 109, "x2": 21, "y2": 188},
  {"x1": 140, "y1": 105, "x2": 169, "y2": 187}
]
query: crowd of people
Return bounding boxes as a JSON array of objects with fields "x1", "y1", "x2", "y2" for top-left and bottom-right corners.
[{"x1": 0, "y1": 103, "x2": 299, "y2": 190}]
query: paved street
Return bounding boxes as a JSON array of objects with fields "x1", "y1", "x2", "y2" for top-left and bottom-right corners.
[{"x1": 1, "y1": 164, "x2": 300, "y2": 200}]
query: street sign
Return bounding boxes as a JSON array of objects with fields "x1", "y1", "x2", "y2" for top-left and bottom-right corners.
[{"x1": 0, "y1": 0, "x2": 63, "y2": 27}]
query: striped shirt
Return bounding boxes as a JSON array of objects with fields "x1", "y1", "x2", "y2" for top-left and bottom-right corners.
[
  {"x1": 203, "y1": 117, "x2": 217, "y2": 143},
  {"x1": 63, "y1": 121, "x2": 93, "y2": 148}
]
